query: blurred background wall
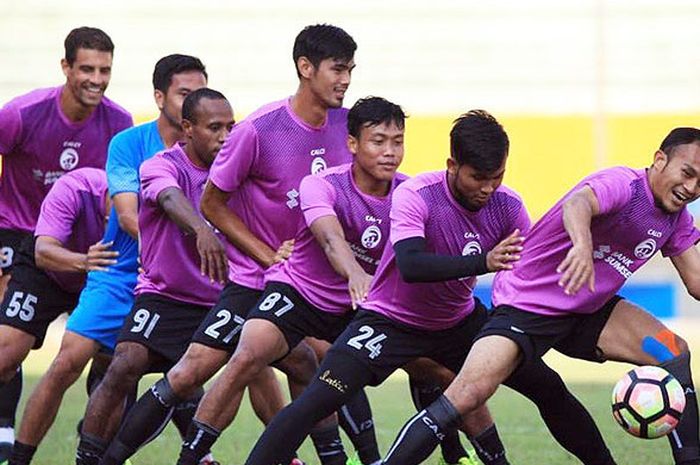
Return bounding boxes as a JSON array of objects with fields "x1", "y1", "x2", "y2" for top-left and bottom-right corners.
[{"x1": 3, "y1": 0, "x2": 700, "y2": 315}]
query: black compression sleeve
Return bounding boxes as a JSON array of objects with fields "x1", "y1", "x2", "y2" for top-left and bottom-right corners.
[{"x1": 393, "y1": 237, "x2": 489, "y2": 283}]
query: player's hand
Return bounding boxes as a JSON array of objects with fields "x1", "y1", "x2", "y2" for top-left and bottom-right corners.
[
  {"x1": 486, "y1": 229, "x2": 524, "y2": 272},
  {"x1": 348, "y1": 270, "x2": 372, "y2": 310},
  {"x1": 272, "y1": 239, "x2": 295, "y2": 264},
  {"x1": 556, "y1": 243, "x2": 595, "y2": 295},
  {"x1": 196, "y1": 226, "x2": 228, "y2": 284},
  {"x1": 84, "y1": 240, "x2": 119, "y2": 272}
]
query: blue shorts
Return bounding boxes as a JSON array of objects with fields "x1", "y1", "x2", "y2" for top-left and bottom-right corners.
[{"x1": 65, "y1": 271, "x2": 137, "y2": 351}]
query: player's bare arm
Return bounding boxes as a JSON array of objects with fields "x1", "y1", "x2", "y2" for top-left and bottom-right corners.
[
  {"x1": 670, "y1": 244, "x2": 700, "y2": 300},
  {"x1": 557, "y1": 185, "x2": 599, "y2": 295},
  {"x1": 200, "y1": 180, "x2": 279, "y2": 268},
  {"x1": 310, "y1": 215, "x2": 372, "y2": 309},
  {"x1": 35, "y1": 236, "x2": 118, "y2": 273},
  {"x1": 112, "y1": 192, "x2": 139, "y2": 239},
  {"x1": 157, "y1": 186, "x2": 228, "y2": 284}
]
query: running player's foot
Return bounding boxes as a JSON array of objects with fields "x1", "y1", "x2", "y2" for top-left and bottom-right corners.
[
  {"x1": 0, "y1": 442, "x2": 11, "y2": 465},
  {"x1": 438, "y1": 453, "x2": 480, "y2": 465}
]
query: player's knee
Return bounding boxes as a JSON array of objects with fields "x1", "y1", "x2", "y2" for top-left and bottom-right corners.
[
  {"x1": 167, "y1": 363, "x2": 204, "y2": 398},
  {"x1": 279, "y1": 343, "x2": 318, "y2": 384},
  {"x1": 230, "y1": 347, "x2": 265, "y2": 381},
  {"x1": 101, "y1": 355, "x2": 142, "y2": 393},
  {"x1": 446, "y1": 380, "x2": 492, "y2": 415}
]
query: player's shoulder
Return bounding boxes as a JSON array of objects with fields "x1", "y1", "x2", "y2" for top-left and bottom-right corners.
[
  {"x1": 51, "y1": 167, "x2": 107, "y2": 196},
  {"x1": 318, "y1": 163, "x2": 352, "y2": 179},
  {"x1": 401, "y1": 170, "x2": 443, "y2": 193},
  {"x1": 244, "y1": 99, "x2": 288, "y2": 124},
  {"x1": 583, "y1": 166, "x2": 640, "y2": 185},
  {"x1": 97, "y1": 94, "x2": 132, "y2": 120},
  {"x1": 2, "y1": 86, "x2": 59, "y2": 112},
  {"x1": 111, "y1": 120, "x2": 158, "y2": 147}
]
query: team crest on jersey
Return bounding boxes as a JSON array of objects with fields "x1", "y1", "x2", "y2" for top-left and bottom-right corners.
[
  {"x1": 311, "y1": 157, "x2": 327, "y2": 174},
  {"x1": 59, "y1": 148, "x2": 79, "y2": 170},
  {"x1": 462, "y1": 240, "x2": 482, "y2": 256},
  {"x1": 634, "y1": 238, "x2": 657, "y2": 260},
  {"x1": 361, "y1": 225, "x2": 382, "y2": 249}
]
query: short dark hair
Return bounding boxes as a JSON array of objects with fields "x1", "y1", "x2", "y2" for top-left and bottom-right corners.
[
  {"x1": 152, "y1": 54, "x2": 207, "y2": 93},
  {"x1": 181, "y1": 88, "x2": 228, "y2": 124},
  {"x1": 293, "y1": 24, "x2": 356, "y2": 77},
  {"x1": 348, "y1": 97, "x2": 406, "y2": 139},
  {"x1": 450, "y1": 110, "x2": 509, "y2": 172},
  {"x1": 660, "y1": 127, "x2": 700, "y2": 157},
  {"x1": 64, "y1": 27, "x2": 114, "y2": 65}
]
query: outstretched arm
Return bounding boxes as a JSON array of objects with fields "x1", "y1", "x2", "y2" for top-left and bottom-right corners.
[
  {"x1": 394, "y1": 229, "x2": 523, "y2": 283},
  {"x1": 158, "y1": 186, "x2": 228, "y2": 284},
  {"x1": 112, "y1": 192, "x2": 139, "y2": 239},
  {"x1": 310, "y1": 215, "x2": 371, "y2": 309},
  {"x1": 557, "y1": 186, "x2": 600, "y2": 295}
]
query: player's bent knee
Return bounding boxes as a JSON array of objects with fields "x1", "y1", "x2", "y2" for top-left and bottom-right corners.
[
  {"x1": 229, "y1": 347, "x2": 265, "y2": 381},
  {"x1": 167, "y1": 364, "x2": 205, "y2": 398}
]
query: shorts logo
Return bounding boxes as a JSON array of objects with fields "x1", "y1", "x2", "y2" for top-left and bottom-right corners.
[
  {"x1": 319, "y1": 370, "x2": 347, "y2": 393},
  {"x1": 59, "y1": 148, "x2": 79, "y2": 170},
  {"x1": 462, "y1": 240, "x2": 482, "y2": 256},
  {"x1": 634, "y1": 238, "x2": 657, "y2": 260},
  {"x1": 361, "y1": 225, "x2": 382, "y2": 249},
  {"x1": 311, "y1": 157, "x2": 327, "y2": 174}
]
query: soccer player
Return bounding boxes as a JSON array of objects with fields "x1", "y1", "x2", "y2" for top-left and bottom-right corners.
[
  {"x1": 244, "y1": 110, "x2": 617, "y2": 465},
  {"x1": 381, "y1": 127, "x2": 700, "y2": 465},
  {"x1": 0, "y1": 26, "x2": 131, "y2": 460},
  {"x1": 0, "y1": 167, "x2": 113, "y2": 464},
  {"x1": 115, "y1": 23, "x2": 361, "y2": 465},
  {"x1": 72, "y1": 88, "x2": 237, "y2": 465},
  {"x1": 176, "y1": 96, "x2": 403, "y2": 465},
  {"x1": 9, "y1": 54, "x2": 211, "y2": 465}
]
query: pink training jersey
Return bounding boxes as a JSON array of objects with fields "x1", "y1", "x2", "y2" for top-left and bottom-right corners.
[
  {"x1": 266, "y1": 163, "x2": 408, "y2": 314},
  {"x1": 492, "y1": 167, "x2": 700, "y2": 316},
  {"x1": 362, "y1": 171, "x2": 531, "y2": 331},
  {"x1": 209, "y1": 98, "x2": 352, "y2": 290},
  {"x1": 34, "y1": 167, "x2": 108, "y2": 293},
  {"x1": 0, "y1": 86, "x2": 132, "y2": 233},
  {"x1": 136, "y1": 143, "x2": 225, "y2": 307}
]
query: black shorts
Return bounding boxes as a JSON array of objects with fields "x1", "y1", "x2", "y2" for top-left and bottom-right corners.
[
  {"x1": 328, "y1": 301, "x2": 489, "y2": 387},
  {"x1": 247, "y1": 281, "x2": 355, "y2": 354},
  {"x1": 0, "y1": 261, "x2": 78, "y2": 348},
  {"x1": 190, "y1": 282, "x2": 261, "y2": 353},
  {"x1": 0, "y1": 229, "x2": 33, "y2": 272},
  {"x1": 477, "y1": 295, "x2": 622, "y2": 364},
  {"x1": 117, "y1": 293, "x2": 211, "y2": 372}
]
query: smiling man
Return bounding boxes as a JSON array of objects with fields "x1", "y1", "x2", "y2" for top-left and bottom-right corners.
[{"x1": 0, "y1": 26, "x2": 131, "y2": 462}]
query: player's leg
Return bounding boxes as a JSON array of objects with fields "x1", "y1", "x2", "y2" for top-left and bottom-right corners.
[
  {"x1": 10, "y1": 331, "x2": 99, "y2": 465},
  {"x1": 504, "y1": 359, "x2": 616, "y2": 465},
  {"x1": 309, "y1": 337, "x2": 381, "y2": 465},
  {"x1": 101, "y1": 342, "x2": 230, "y2": 465},
  {"x1": 404, "y1": 358, "x2": 475, "y2": 465},
  {"x1": 0, "y1": 327, "x2": 32, "y2": 463},
  {"x1": 595, "y1": 299, "x2": 698, "y2": 465},
  {"x1": 246, "y1": 366, "x2": 285, "y2": 424},
  {"x1": 176, "y1": 317, "x2": 291, "y2": 465},
  {"x1": 76, "y1": 341, "x2": 155, "y2": 465}
]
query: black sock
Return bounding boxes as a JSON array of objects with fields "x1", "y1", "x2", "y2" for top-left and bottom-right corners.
[
  {"x1": 310, "y1": 424, "x2": 347, "y2": 465},
  {"x1": 505, "y1": 359, "x2": 616, "y2": 465},
  {"x1": 383, "y1": 395, "x2": 461, "y2": 465},
  {"x1": 171, "y1": 387, "x2": 203, "y2": 439},
  {"x1": 469, "y1": 425, "x2": 509, "y2": 465},
  {"x1": 102, "y1": 377, "x2": 181, "y2": 465},
  {"x1": 75, "y1": 433, "x2": 107, "y2": 465},
  {"x1": 409, "y1": 379, "x2": 468, "y2": 464},
  {"x1": 0, "y1": 366, "x2": 22, "y2": 432},
  {"x1": 662, "y1": 352, "x2": 700, "y2": 465},
  {"x1": 176, "y1": 420, "x2": 220, "y2": 465},
  {"x1": 338, "y1": 389, "x2": 379, "y2": 465},
  {"x1": 8, "y1": 441, "x2": 35, "y2": 465}
]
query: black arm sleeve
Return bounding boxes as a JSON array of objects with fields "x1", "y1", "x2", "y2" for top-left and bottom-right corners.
[{"x1": 393, "y1": 237, "x2": 489, "y2": 283}]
